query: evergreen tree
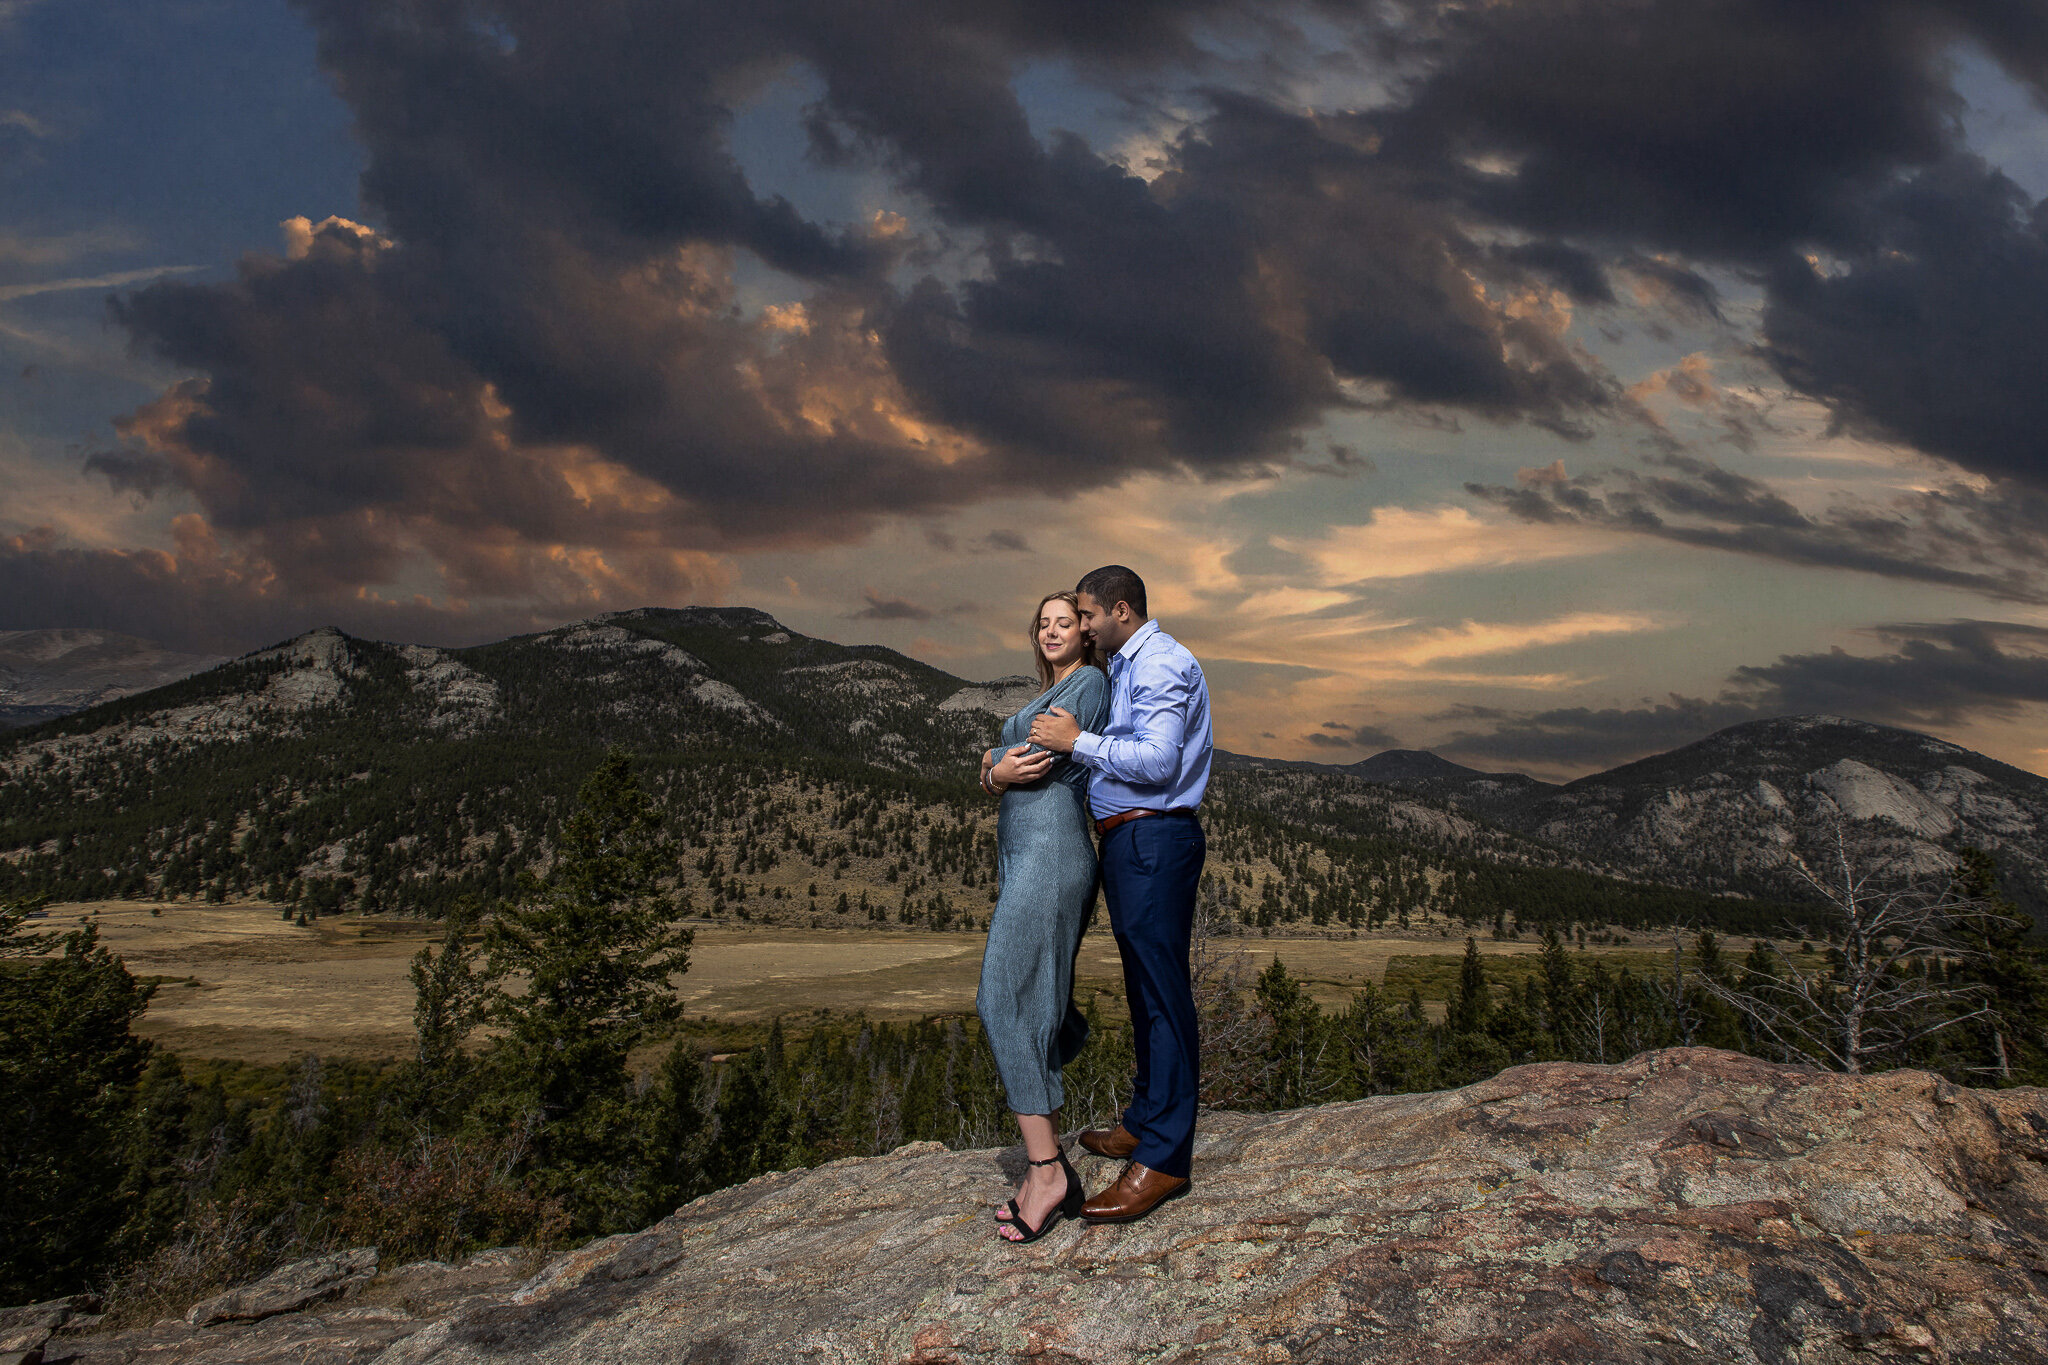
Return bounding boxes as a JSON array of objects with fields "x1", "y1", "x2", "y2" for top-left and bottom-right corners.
[
  {"x1": 400, "y1": 900, "x2": 487, "y2": 1130},
  {"x1": 0, "y1": 914, "x2": 156, "y2": 1301},
  {"x1": 639, "y1": 1042, "x2": 709, "y2": 1213},
  {"x1": 482, "y1": 748, "x2": 693, "y2": 1231},
  {"x1": 118, "y1": 1053, "x2": 195, "y2": 1261},
  {"x1": 1947, "y1": 849, "x2": 2048, "y2": 1084},
  {"x1": 1539, "y1": 926, "x2": 1576, "y2": 1045},
  {"x1": 1255, "y1": 958, "x2": 1327, "y2": 1109},
  {"x1": 1449, "y1": 937, "x2": 1492, "y2": 1035}
]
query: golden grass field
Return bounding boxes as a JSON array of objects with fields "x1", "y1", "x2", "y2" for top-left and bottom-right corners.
[{"x1": 42, "y1": 900, "x2": 1730, "y2": 1063}]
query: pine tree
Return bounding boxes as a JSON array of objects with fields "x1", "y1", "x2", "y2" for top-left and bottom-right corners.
[
  {"x1": 1449, "y1": 937, "x2": 1492, "y2": 1035},
  {"x1": 1539, "y1": 925, "x2": 1576, "y2": 1044},
  {"x1": 400, "y1": 899, "x2": 486, "y2": 1129},
  {"x1": 482, "y1": 748, "x2": 693, "y2": 1230},
  {"x1": 639, "y1": 1042, "x2": 709, "y2": 1213},
  {"x1": 1255, "y1": 958, "x2": 1326, "y2": 1109},
  {"x1": 0, "y1": 914, "x2": 156, "y2": 1301},
  {"x1": 1947, "y1": 849, "x2": 2048, "y2": 1084}
]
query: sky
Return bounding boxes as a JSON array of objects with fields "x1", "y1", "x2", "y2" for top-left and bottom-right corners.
[{"x1": 5, "y1": 0, "x2": 2048, "y2": 781}]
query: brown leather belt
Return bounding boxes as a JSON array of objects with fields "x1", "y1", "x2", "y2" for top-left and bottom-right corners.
[{"x1": 1095, "y1": 807, "x2": 1196, "y2": 836}]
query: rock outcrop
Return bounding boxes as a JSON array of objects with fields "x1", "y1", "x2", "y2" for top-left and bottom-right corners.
[
  {"x1": 183, "y1": 1249, "x2": 379, "y2": 1327},
  {"x1": 43, "y1": 1050, "x2": 2048, "y2": 1363}
]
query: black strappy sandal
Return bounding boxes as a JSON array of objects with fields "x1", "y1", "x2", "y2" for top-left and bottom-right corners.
[{"x1": 997, "y1": 1150, "x2": 1084, "y2": 1244}]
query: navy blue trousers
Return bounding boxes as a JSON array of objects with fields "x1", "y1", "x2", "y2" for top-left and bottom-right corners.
[{"x1": 1098, "y1": 812, "x2": 1206, "y2": 1179}]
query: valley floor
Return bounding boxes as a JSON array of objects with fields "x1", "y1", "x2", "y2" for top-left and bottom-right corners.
[{"x1": 43, "y1": 900, "x2": 1723, "y2": 1062}]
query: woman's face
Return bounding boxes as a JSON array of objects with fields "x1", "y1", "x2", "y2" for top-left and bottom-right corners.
[{"x1": 1038, "y1": 601, "x2": 1085, "y2": 668}]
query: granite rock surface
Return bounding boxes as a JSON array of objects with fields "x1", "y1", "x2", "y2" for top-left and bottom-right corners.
[{"x1": 46, "y1": 1049, "x2": 2048, "y2": 1364}]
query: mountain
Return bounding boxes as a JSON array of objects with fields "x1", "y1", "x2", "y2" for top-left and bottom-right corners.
[
  {"x1": 1233, "y1": 718, "x2": 2048, "y2": 910},
  {"x1": 1494, "y1": 715, "x2": 2048, "y2": 908},
  {"x1": 0, "y1": 607, "x2": 1778, "y2": 937},
  {"x1": 1216, "y1": 747, "x2": 1555, "y2": 822},
  {"x1": 4, "y1": 610, "x2": 2041, "y2": 926},
  {"x1": 1340, "y1": 748, "x2": 1558, "y2": 819},
  {"x1": 0, "y1": 629, "x2": 222, "y2": 729}
]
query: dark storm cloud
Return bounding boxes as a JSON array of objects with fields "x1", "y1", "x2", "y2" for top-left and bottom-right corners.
[
  {"x1": 1437, "y1": 695, "x2": 1760, "y2": 771},
  {"x1": 1438, "y1": 620, "x2": 2048, "y2": 771},
  {"x1": 81, "y1": 449, "x2": 177, "y2": 499},
  {"x1": 1382, "y1": 0, "x2": 1966, "y2": 260},
  {"x1": 54, "y1": 0, "x2": 2048, "y2": 642},
  {"x1": 1466, "y1": 455, "x2": 2048, "y2": 603},
  {"x1": 1382, "y1": 0, "x2": 2048, "y2": 513},
  {"x1": 0, "y1": 526, "x2": 611, "y2": 655},
  {"x1": 1763, "y1": 156, "x2": 2048, "y2": 489},
  {"x1": 99, "y1": 0, "x2": 1624, "y2": 581},
  {"x1": 1732, "y1": 620, "x2": 2048, "y2": 726},
  {"x1": 849, "y1": 591, "x2": 934, "y2": 622},
  {"x1": 975, "y1": 531, "x2": 1032, "y2": 553},
  {"x1": 1305, "y1": 720, "x2": 1402, "y2": 750}
]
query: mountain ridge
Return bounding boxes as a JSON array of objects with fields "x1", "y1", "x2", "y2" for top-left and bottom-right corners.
[
  {"x1": 4, "y1": 609, "x2": 2045, "y2": 919},
  {"x1": 0, "y1": 628, "x2": 223, "y2": 730}
]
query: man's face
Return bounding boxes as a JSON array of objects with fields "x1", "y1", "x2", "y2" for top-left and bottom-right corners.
[{"x1": 1076, "y1": 591, "x2": 1136, "y2": 656}]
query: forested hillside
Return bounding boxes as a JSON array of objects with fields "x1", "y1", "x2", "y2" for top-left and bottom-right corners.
[{"x1": 0, "y1": 607, "x2": 1802, "y2": 938}]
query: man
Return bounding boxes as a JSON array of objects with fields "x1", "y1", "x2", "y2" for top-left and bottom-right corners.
[{"x1": 1029, "y1": 564, "x2": 1212, "y2": 1224}]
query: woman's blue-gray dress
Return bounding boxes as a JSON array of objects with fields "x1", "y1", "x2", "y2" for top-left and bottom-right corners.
[{"x1": 976, "y1": 665, "x2": 1111, "y2": 1116}]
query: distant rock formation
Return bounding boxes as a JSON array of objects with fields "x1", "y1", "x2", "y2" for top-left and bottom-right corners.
[
  {"x1": 1504, "y1": 714, "x2": 2048, "y2": 904},
  {"x1": 0, "y1": 629, "x2": 221, "y2": 729},
  {"x1": 41, "y1": 1050, "x2": 2048, "y2": 1363}
]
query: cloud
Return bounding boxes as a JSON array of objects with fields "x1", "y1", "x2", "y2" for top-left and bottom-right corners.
[
  {"x1": 975, "y1": 530, "x2": 1032, "y2": 553},
  {"x1": 0, "y1": 265, "x2": 198, "y2": 302},
  {"x1": 21, "y1": 0, "x2": 2048, "y2": 649},
  {"x1": 1731, "y1": 620, "x2": 2048, "y2": 727},
  {"x1": 71, "y1": 0, "x2": 1653, "y2": 641},
  {"x1": 1762, "y1": 155, "x2": 2048, "y2": 492},
  {"x1": 0, "y1": 225, "x2": 141, "y2": 268},
  {"x1": 1467, "y1": 454, "x2": 2048, "y2": 603},
  {"x1": 848, "y1": 590, "x2": 934, "y2": 621},
  {"x1": 1279, "y1": 505, "x2": 1615, "y2": 585},
  {"x1": 1383, "y1": 0, "x2": 1981, "y2": 260},
  {"x1": 0, "y1": 518, "x2": 732, "y2": 655},
  {"x1": 1435, "y1": 619, "x2": 2048, "y2": 772},
  {"x1": 1304, "y1": 720, "x2": 1402, "y2": 751},
  {"x1": 1435, "y1": 695, "x2": 1762, "y2": 772}
]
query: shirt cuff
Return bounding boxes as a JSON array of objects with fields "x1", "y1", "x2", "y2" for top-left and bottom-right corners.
[{"x1": 1071, "y1": 731, "x2": 1104, "y2": 766}]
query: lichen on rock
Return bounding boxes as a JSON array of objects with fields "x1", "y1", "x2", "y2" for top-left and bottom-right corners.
[{"x1": 45, "y1": 1050, "x2": 2048, "y2": 1364}]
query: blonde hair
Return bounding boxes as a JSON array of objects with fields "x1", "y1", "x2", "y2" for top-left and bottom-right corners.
[{"x1": 1028, "y1": 590, "x2": 1102, "y2": 688}]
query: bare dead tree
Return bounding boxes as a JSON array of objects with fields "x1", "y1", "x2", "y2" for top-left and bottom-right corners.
[
  {"x1": 1642, "y1": 926, "x2": 1702, "y2": 1048},
  {"x1": 1190, "y1": 884, "x2": 1267, "y2": 1108},
  {"x1": 1575, "y1": 989, "x2": 1612, "y2": 1064},
  {"x1": 1697, "y1": 818, "x2": 2012, "y2": 1074}
]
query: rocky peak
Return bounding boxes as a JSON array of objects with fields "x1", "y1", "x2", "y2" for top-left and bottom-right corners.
[{"x1": 41, "y1": 1050, "x2": 2048, "y2": 1364}]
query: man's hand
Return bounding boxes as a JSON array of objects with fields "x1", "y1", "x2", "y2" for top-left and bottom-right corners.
[
  {"x1": 990, "y1": 743, "x2": 1054, "y2": 790},
  {"x1": 1028, "y1": 707, "x2": 1083, "y2": 754}
]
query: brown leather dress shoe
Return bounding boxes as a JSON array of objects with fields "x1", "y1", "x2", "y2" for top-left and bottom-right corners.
[
  {"x1": 1080, "y1": 1162, "x2": 1189, "y2": 1224},
  {"x1": 1077, "y1": 1123, "x2": 1138, "y2": 1159}
]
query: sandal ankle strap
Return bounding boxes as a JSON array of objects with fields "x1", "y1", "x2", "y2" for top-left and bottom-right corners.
[{"x1": 1026, "y1": 1150, "x2": 1067, "y2": 1167}]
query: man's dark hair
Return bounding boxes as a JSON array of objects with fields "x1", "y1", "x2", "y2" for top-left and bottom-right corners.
[{"x1": 1076, "y1": 565, "x2": 1147, "y2": 619}]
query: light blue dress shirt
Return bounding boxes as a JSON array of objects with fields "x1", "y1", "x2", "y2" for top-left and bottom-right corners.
[{"x1": 1070, "y1": 619, "x2": 1213, "y2": 820}]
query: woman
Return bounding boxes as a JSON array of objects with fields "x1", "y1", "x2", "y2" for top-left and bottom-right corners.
[{"x1": 977, "y1": 590, "x2": 1111, "y2": 1244}]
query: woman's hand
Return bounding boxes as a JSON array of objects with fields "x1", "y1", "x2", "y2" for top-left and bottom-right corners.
[{"x1": 989, "y1": 743, "x2": 1053, "y2": 792}]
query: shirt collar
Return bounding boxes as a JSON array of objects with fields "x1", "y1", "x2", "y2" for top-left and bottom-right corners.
[{"x1": 1112, "y1": 619, "x2": 1161, "y2": 668}]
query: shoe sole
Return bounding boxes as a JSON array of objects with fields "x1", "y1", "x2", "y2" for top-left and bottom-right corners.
[{"x1": 1080, "y1": 1181, "x2": 1190, "y2": 1225}]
